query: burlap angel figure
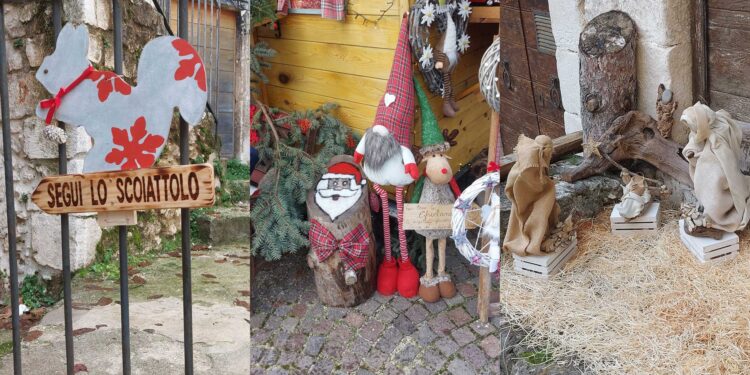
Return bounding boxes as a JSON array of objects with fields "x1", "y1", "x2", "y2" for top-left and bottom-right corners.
[
  {"x1": 681, "y1": 102, "x2": 750, "y2": 235},
  {"x1": 503, "y1": 135, "x2": 560, "y2": 256}
]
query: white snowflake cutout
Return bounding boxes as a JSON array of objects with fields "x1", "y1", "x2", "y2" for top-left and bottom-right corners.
[
  {"x1": 421, "y1": 3, "x2": 436, "y2": 26},
  {"x1": 457, "y1": 33, "x2": 471, "y2": 53},
  {"x1": 419, "y1": 45, "x2": 434, "y2": 69},
  {"x1": 458, "y1": 0, "x2": 472, "y2": 20}
]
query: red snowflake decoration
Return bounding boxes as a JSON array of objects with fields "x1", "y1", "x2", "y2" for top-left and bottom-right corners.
[
  {"x1": 250, "y1": 130, "x2": 260, "y2": 146},
  {"x1": 172, "y1": 39, "x2": 207, "y2": 92},
  {"x1": 105, "y1": 116, "x2": 165, "y2": 170},
  {"x1": 296, "y1": 118, "x2": 311, "y2": 134},
  {"x1": 250, "y1": 104, "x2": 258, "y2": 122},
  {"x1": 346, "y1": 133, "x2": 356, "y2": 149},
  {"x1": 87, "y1": 70, "x2": 132, "y2": 102}
]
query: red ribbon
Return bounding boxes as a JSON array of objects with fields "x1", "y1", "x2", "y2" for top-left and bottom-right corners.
[
  {"x1": 39, "y1": 66, "x2": 95, "y2": 124},
  {"x1": 487, "y1": 161, "x2": 500, "y2": 172},
  {"x1": 309, "y1": 220, "x2": 370, "y2": 271}
]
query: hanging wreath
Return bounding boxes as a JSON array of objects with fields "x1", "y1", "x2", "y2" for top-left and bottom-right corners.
[
  {"x1": 451, "y1": 171, "x2": 501, "y2": 270},
  {"x1": 408, "y1": 0, "x2": 472, "y2": 95},
  {"x1": 479, "y1": 37, "x2": 501, "y2": 112}
]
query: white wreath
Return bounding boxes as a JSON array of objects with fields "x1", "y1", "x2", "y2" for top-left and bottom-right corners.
[{"x1": 451, "y1": 171, "x2": 501, "y2": 271}]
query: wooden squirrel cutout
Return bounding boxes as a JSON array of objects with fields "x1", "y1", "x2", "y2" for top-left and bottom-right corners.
[{"x1": 35, "y1": 23, "x2": 207, "y2": 173}]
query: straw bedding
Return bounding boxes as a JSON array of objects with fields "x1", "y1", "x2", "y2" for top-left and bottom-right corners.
[{"x1": 499, "y1": 208, "x2": 750, "y2": 374}]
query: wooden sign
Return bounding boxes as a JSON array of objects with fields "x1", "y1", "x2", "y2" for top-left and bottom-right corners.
[
  {"x1": 32, "y1": 164, "x2": 215, "y2": 214},
  {"x1": 403, "y1": 203, "x2": 482, "y2": 231}
]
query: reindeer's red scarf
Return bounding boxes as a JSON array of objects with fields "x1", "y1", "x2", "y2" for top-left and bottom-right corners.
[{"x1": 39, "y1": 65, "x2": 95, "y2": 124}]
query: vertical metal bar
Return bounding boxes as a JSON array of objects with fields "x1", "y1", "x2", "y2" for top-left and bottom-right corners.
[
  {"x1": 51, "y1": 2, "x2": 75, "y2": 373},
  {"x1": 112, "y1": 1, "x2": 131, "y2": 374},
  {"x1": 178, "y1": 2, "x2": 194, "y2": 373},
  {"x1": 215, "y1": 2, "x2": 221, "y2": 135},
  {"x1": 0, "y1": 2, "x2": 21, "y2": 374}
]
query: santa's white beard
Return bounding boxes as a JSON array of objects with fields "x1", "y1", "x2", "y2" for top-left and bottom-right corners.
[{"x1": 315, "y1": 188, "x2": 362, "y2": 221}]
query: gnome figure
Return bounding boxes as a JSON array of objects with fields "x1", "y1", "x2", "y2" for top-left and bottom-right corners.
[
  {"x1": 354, "y1": 14, "x2": 421, "y2": 298},
  {"x1": 410, "y1": 79, "x2": 461, "y2": 302},
  {"x1": 435, "y1": 1, "x2": 460, "y2": 117}
]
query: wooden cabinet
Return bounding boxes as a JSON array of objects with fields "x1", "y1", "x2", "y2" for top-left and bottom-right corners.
[{"x1": 498, "y1": 0, "x2": 564, "y2": 153}]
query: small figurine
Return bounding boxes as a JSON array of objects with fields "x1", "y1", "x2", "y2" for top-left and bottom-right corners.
[
  {"x1": 434, "y1": 6, "x2": 460, "y2": 118},
  {"x1": 656, "y1": 84, "x2": 677, "y2": 139},
  {"x1": 616, "y1": 171, "x2": 651, "y2": 220},
  {"x1": 503, "y1": 134, "x2": 560, "y2": 256},
  {"x1": 410, "y1": 80, "x2": 461, "y2": 302},
  {"x1": 681, "y1": 102, "x2": 750, "y2": 237}
]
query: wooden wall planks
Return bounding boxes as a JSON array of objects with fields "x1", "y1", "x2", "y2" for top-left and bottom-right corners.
[{"x1": 705, "y1": 1, "x2": 750, "y2": 121}]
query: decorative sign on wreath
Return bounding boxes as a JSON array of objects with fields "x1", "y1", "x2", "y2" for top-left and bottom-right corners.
[{"x1": 451, "y1": 171, "x2": 501, "y2": 271}]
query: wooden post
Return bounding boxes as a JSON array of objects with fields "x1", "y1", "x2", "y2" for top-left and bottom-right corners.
[{"x1": 478, "y1": 110, "x2": 500, "y2": 323}]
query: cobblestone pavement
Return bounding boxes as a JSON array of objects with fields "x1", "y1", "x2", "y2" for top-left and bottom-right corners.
[{"x1": 251, "y1": 246, "x2": 585, "y2": 374}]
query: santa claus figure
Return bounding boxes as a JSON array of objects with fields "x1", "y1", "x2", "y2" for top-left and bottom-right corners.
[
  {"x1": 353, "y1": 14, "x2": 420, "y2": 298},
  {"x1": 314, "y1": 162, "x2": 368, "y2": 222}
]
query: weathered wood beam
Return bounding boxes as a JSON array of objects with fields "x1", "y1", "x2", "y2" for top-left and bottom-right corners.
[{"x1": 499, "y1": 131, "x2": 583, "y2": 178}]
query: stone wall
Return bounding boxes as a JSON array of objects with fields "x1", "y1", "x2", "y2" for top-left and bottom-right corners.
[
  {"x1": 549, "y1": 0, "x2": 694, "y2": 143},
  {"x1": 0, "y1": 0, "x2": 217, "y2": 280}
]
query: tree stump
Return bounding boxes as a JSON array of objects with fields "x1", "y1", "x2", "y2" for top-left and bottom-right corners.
[
  {"x1": 306, "y1": 156, "x2": 377, "y2": 307},
  {"x1": 563, "y1": 11, "x2": 641, "y2": 182},
  {"x1": 579, "y1": 11, "x2": 637, "y2": 142}
]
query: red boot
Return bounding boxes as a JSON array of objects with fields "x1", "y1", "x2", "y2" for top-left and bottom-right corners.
[
  {"x1": 397, "y1": 260, "x2": 420, "y2": 298},
  {"x1": 377, "y1": 258, "x2": 398, "y2": 296}
]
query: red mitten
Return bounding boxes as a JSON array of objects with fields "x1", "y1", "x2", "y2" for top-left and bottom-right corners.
[
  {"x1": 404, "y1": 163, "x2": 419, "y2": 179},
  {"x1": 353, "y1": 151, "x2": 363, "y2": 164},
  {"x1": 397, "y1": 260, "x2": 419, "y2": 298},
  {"x1": 377, "y1": 258, "x2": 398, "y2": 296}
]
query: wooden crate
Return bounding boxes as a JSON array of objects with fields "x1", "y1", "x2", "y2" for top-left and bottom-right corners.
[
  {"x1": 678, "y1": 219, "x2": 739, "y2": 264},
  {"x1": 610, "y1": 202, "x2": 660, "y2": 235},
  {"x1": 513, "y1": 236, "x2": 577, "y2": 278}
]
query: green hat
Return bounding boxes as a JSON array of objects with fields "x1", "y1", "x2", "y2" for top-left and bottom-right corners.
[{"x1": 414, "y1": 77, "x2": 449, "y2": 155}]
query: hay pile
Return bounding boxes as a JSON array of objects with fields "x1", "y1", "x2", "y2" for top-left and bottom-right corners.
[{"x1": 499, "y1": 208, "x2": 750, "y2": 374}]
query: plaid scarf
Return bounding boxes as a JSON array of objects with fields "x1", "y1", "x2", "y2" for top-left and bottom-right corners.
[
  {"x1": 321, "y1": 0, "x2": 345, "y2": 21},
  {"x1": 309, "y1": 219, "x2": 370, "y2": 271}
]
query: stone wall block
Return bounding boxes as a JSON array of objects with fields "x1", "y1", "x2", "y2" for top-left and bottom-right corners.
[
  {"x1": 23, "y1": 117, "x2": 92, "y2": 160},
  {"x1": 5, "y1": 41, "x2": 24, "y2": 72},
  {"x1": 31, "y1": 213, "x2": 101, "y2": 271}
]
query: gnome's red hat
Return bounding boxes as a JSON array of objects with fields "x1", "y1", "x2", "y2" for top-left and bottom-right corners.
[
  {"x1": 373, "y1": 15, "x2": 415, "y2": 148},
  {"x1": 322, "y1": 162, "x2": 366, "y2": 185}
]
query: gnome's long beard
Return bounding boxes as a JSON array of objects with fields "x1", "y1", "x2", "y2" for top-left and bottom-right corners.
[{"x1": 364, "y1": 127, "x2": 402, "y2": 170}]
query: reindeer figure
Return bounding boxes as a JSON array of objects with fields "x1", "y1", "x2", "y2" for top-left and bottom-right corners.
[{"x1": 35, "y1": 23, "x2": 208, "y2": 173}]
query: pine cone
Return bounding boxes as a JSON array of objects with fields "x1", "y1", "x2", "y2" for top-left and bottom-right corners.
[{"x1": 43, "y1": 125, "x2": 67, "y2": 145}]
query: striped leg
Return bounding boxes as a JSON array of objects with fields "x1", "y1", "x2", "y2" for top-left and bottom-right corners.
[
  {"x1": 395, "y1": 187, "x2": 409, "y2": 262},
  {"x1": 373, "y1": 184, "x2": 392, "y2": 262}
]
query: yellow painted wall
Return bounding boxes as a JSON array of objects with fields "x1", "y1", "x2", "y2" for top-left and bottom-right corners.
[{"x1": 258, "y1": 0, "x2": 495, "y2": 173}]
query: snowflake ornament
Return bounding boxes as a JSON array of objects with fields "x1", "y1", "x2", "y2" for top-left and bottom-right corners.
[
  {"x1": 457, "y1": 33, "x2": 471, "y2": 53},
  {"x1": 420, "y1": 2, "x2": 436, "y2": 26},
  {"x1": 105, "y1": 116, "x2": 165, "y2": 170},
  {"x1": 458, "y1": 0, "x2": 472, "y2": 20},
  {"x1": 419, "y1": 45, "x2": 434, "y2": 69}
]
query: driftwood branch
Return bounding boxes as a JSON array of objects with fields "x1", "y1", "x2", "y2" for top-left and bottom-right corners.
[{"x1": 561, "y1": 111, "x2": 692, "y2": 186}]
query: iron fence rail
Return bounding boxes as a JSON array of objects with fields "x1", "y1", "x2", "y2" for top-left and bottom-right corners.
[
  {"x1": 0, "y1": 0, "x2": 203, "y2": 373},
  {"x1": 0, "y1": 2, "x2": 22, "y2": 374}
]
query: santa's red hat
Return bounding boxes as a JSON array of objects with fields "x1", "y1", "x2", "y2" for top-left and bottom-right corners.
[
  {"x1": 322, "y1": 162, "x2": 366, "y2": 185},
  {"x1": 372, "y1": 15, "x2": 415, "y2": 147}
]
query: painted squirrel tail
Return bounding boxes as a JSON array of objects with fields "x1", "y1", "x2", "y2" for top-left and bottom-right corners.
[{"x1": 136, "y1": 36, "x2": 209, "y2": 126}]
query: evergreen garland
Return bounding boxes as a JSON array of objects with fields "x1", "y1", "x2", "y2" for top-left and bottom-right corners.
[
  {"x1": 250, "y1": 103, "x2": 359, "y2": 261},
  {"x1": 250, "y1": 0, "x2": 277, "y2": 26}
]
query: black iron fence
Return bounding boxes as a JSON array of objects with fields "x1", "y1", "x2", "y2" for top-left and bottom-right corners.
[{"x1": 0, "y1": 0, "x2": 202, "y2": 373}]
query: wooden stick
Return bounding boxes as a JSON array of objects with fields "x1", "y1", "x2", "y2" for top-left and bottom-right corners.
[{"x1": 478, "y1": 110, "x2": 500, "y2": 323}]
